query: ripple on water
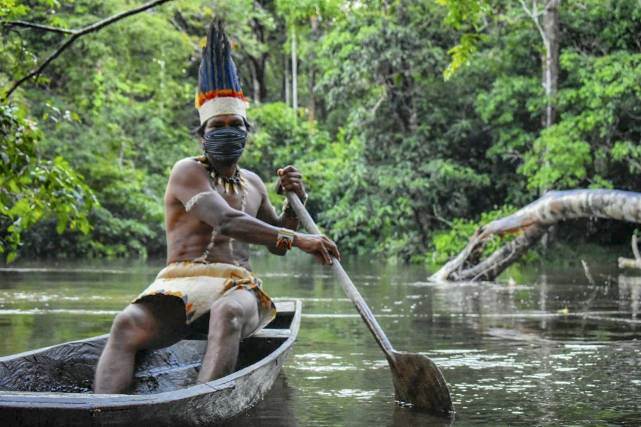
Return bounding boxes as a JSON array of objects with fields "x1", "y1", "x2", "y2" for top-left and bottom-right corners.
[
  {"x1": 293, "y1": 364, "x2": 359, "y2": 373},
  {"x1": 293, "y1": 353, "x2": 359, "y2": 373},
  {"x1": 426, "y1": 351, "x2": 535, "y2": 370},
  {"x1": 295, "y1": 353, "x2": 342, "y2": 360},
  {"x1": 0, "y1": 291, "x2": 110, "y2": 303},
  {"x1": 316, "y1": 389, "x2": 378, "y2": 401},
  {"x1": 273, "y1": 297, "x2": 351, "y2": 302},
  {"x1": 0, "y1": 308, "x2": 119, "y2": 315},
  {"x1": 563, "y1": 343, "x2": 606, "y2": 350}
]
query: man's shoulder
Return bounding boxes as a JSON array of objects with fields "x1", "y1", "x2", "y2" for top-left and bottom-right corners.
[
  {"x1": 239, "y1": 168, "x2": 263, "y2": 184},
  {"x1": 171, "y1": 157, "x2": 206, "y2": 174},
  {"x1": 240, "y1": 168, "x2": 269, "y2": 193},
  {"x1": 168, "y1": 157, "x2": 208, "y2": 189}
]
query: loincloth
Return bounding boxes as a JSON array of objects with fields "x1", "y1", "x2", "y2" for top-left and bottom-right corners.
[{"x1": 132, "y1": 262, "x2": 276, "y2": 337}]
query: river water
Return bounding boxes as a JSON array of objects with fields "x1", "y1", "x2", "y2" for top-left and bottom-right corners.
[{"x1": 1, "y1": 252, "x2": 640, "y2": 426}]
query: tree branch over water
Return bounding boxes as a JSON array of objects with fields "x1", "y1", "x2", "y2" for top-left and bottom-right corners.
[
  {"x1": 2, "y1": 20, "x2": 76, "y2": 34},
  {"x1": 2, "y1": 0, "x2": 175, "y2": 100},
  {"x1": 431, "y1": 189, "x2": 641, "y2": 282}
]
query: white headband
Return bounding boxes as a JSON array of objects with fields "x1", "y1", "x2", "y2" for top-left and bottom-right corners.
[{"x1": 198, "y1": 97, "x2": 248, "y2": 125}]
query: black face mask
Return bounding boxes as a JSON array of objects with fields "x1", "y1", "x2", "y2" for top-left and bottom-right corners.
[{"x1": 203, "y1": 127, "x2": 247, "y2": 164}]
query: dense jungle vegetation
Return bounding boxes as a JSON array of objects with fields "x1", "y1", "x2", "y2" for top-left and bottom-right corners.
[{"x1": 1, "y1": 0, "x2": 640, "y2": 266}]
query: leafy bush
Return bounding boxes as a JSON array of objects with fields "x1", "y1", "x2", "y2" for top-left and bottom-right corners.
[
  {"x1": 427, "y1": 205, "x2": 517, "y2": 268},
  {"x1": 0, "y1": 104, "x2": 96, "y2": 262}
]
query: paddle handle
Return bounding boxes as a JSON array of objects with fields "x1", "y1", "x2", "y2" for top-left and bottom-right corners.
[{"x1": 286, "y1": 192, "x2": 396, "y2": 357}]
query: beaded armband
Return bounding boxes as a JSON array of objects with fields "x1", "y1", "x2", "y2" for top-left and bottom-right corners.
[{"x1": 276, "y1": 228, "x2": 296, "y2": 250}]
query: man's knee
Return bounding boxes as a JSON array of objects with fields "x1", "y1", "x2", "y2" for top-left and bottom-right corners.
[
  {"x1": 109, "y1": 307, "x2": 154, "y2": 350},
  {"x1": 209, "y1": 299, "x2": 247, "y2": 337}
]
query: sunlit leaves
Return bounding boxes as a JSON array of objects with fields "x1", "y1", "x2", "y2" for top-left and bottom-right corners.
[{"x1": 435, "y1": 0, "x2": 494, "y2": 78}]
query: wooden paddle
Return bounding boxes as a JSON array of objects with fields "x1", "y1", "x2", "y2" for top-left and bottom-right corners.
[{"x1": 286, "y1": 192, "x2": 454, "y2": 417}]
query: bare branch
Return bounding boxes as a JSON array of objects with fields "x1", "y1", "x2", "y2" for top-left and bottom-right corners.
[
  {"x1": 2, "y1": 0, "x2": 175, "y2": 100},
  {"x1": 1, "y1": 20, "x2": 77, "y2": 34},
  {"x1": 580, "y1": 259, "x2": 601, "y2": 312},
  {"x1": 581, "y1": 259, "x2": 596, "y2": 287},
  {"x1": 519, "y1": 0, "x2": 548, "y2": 45}
]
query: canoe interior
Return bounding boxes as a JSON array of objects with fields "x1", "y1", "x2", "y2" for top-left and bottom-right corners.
[{"x1": 0, "y1": 303, "x2": 295, "y2": 395}]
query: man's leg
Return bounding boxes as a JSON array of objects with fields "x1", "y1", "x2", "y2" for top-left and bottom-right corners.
[
  {"x1": 94, "y1": 297, "x2": 187, "y2": 394},
  {"x1": 197, "y1": 289, "x2": 260, "y2": 383}
]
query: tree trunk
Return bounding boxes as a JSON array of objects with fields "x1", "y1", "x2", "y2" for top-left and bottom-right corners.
[
  {"x1": 307, "y1": 15, "x2": 320, "y2": 121},
  {"x1": 542, "y1": 0, "x2": 560, "y2": 128},
  {"x1": 249, "y1": 56, "x2": 267, "y2": 103},
  {"x1": 250, "y1": 60, "x2": 260, "y2": 103},
  {"x1": 285, "y1": 63, "x2": 291, "y2": 107},
  {"x1": 291, "y1": 27, "x2": 298, "y2": 111},
  {"x1": 283, "y1": 53, "x2": 290, "y2": 106},
  {"x1": 431, "y1": 189, "x2": 641, "y2": 282},
  {"x1": 248, "y1": 13, "x2": 268, "y2": 103}
]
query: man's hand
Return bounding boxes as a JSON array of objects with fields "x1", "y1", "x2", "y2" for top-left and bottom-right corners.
[
  {"x1": 294, "y1": 233, "x2": 341, "y2": 265},
  {"x1": 276, "y1": 165, "x2": 306, "y2": 200}
]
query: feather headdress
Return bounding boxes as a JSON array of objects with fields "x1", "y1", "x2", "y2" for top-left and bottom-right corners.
[{"x1": 195, "y1": 20, "x2": 248, "y2": 125}]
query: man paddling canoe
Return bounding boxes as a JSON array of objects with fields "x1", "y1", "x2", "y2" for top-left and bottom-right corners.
[{"x1": 94, "y1": 20, "x2": 339, "y2": 394}]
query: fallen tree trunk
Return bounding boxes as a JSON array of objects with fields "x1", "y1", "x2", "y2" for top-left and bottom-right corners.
[{"x1": 431, "y1": 189, "x2": 641, "y2": 282}]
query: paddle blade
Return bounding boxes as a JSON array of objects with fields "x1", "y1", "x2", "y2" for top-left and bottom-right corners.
[{"x1": 389, "y1": 351, "x2": 454, "y2": 417}]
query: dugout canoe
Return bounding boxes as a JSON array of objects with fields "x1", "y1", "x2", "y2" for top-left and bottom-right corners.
[{"x1": 0, "y1": 299, "x2": 301, "y2": 426}]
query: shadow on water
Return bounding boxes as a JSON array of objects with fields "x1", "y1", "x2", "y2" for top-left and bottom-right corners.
[
  {"x1": 221, "y1": 373, "x2": 456, "y2": 427},
  {"x1": 219, "y1": 373, "x2": 299, "y2": 426},
  {"x1": 391, "y1": 406, "x2": 454, "y2": 427}
]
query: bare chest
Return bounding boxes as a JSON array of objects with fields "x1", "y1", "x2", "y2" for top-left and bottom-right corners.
[{"x1": 209, "y1": 172, "x2": 261, "y2": 216}]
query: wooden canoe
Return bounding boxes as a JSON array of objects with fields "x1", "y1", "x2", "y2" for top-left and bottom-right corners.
[{"x1": 0, "y1": 300, "x2": 301, "y2": 426}]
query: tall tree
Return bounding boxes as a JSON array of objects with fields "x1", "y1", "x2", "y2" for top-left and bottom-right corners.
[{"x1": 519, "y1": 0, "x2": 560, "y2": 128}]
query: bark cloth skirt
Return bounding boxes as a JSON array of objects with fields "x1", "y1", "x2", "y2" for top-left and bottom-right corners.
[{"x1": 132, "y1": 261, "x2": 277, "y2": 338}]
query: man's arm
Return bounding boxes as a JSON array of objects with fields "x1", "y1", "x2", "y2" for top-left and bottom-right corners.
[
  {"x1": 169, "y1": 159, "x2": 339, "y2": 264},
  {"x1": 250, "y1": 172, "x2": 299, "y2": 256}
]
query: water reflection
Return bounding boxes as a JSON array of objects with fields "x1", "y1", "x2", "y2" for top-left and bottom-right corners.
[
  {"x1": 391, "y1": 406, "x2": 454, "y2": 427},
  {"x1": 220, "y1": 374, "x2": 299, "y2": 426},
  {"x1": 618, "y1": 275, "x2": 641, "y2": 321},
  {"x1": 1, "y1": 256, "x2": 640, "y2": 425}
]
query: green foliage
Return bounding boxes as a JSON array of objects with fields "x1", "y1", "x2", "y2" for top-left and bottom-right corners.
[
  {"x1": 435, "y1": 0, "x2": 493, "y2": 77},
  {"x1": 246, "y1": 102, "x2": 359, "y2": 221},
  {"x1": 312, "y1": 0, "x2": 498, "y2": 260},
  {"x1": 521, "y1": 51, "x2": 641, "y2": 191},
  {"x1": 275, "y1": 0, "x2": 341, "y2": 26},
  {"x1": 0, "y1": 103, "x2": 96, "y2": 262},
  {"x1": 246, "y1": 103, "x2": 329, "y2": 181},
  {"x1": 2, "y1": 0, "x2": 195, "y2": 260},
  {"x1": 427, "y1": 205, "x2": 516, "y2": 268},
  {"x1": 443, "y1": 33, "x2": 484, "y2": 80},
  {"x1": 436, "y1": 0, "x2": 491, "y2": 29},
  {"x1": 2, "y1": 0, "x2": 641, "y2": 269}
]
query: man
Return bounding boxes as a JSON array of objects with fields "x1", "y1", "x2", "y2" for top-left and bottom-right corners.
[{"x1": 94, "y1": 20, "x2": 339, "y2": 394}]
